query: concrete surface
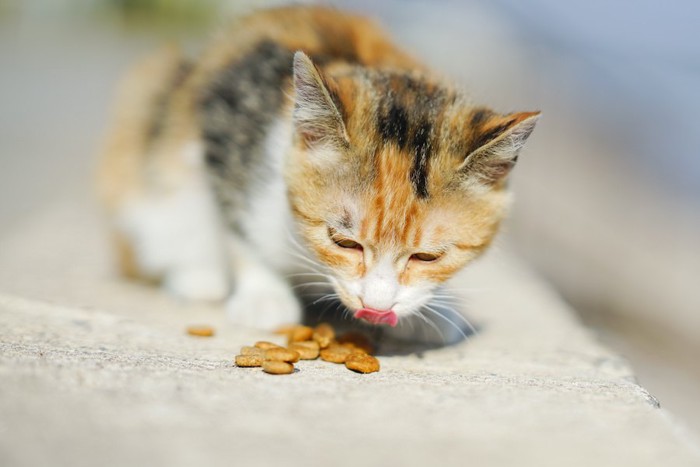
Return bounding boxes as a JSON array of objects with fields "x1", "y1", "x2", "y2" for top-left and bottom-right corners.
[
  {"x1": 1, "y1": 197, "x2": 699, "y2": 467},
  {"x1": 2, "y1": 0, "x2": 700, "y2": 437}
]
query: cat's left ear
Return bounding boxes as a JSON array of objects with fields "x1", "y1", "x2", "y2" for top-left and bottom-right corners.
[
  {"x1": 292, "y1": 51, "x2": 349, "y2": 150},
  {"x1": 460, "y1": 111, "x2": 540, "y2": 185}
]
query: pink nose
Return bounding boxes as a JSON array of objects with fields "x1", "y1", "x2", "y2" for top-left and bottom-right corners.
[{"x1": 354, "y1": 308, "x2": 398, "y2": 327}]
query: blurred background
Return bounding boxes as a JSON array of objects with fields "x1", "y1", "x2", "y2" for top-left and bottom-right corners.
[{"x1": 1, "y1": 0, "x2": 698, "y2": 433}]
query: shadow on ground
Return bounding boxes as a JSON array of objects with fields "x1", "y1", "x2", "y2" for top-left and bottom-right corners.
[{"x1": 302, "y1": 297, "x2": 479, "y2": 356}]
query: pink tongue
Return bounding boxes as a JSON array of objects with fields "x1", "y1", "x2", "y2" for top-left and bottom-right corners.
[{"x1": 354, "y1": 308, "x2": 398, "y2": 327}]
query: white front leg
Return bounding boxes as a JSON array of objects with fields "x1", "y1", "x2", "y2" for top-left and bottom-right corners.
[{"x1": 225, "y1": 235, "x2": 302, "y2": 329}]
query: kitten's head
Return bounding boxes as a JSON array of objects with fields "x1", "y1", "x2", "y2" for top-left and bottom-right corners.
[{"x1": 286, "y1": 52, "x2": 539, "y2": 326}]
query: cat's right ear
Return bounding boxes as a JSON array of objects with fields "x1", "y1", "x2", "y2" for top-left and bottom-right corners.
[
  {"x1": 458, "y1": 110, "x2": 540, "y2": 186},
  {"x1": 292, "y1": 51, "x2": 349, "y2": 150}
]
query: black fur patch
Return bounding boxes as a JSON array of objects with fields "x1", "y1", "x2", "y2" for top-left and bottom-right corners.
[
  {"x1": 379, "y1": 104, "x2": 409, "y2": 149},
  {"x1": 375, "y1": 73, "x2": 446, "y2": 198},
  {"x1": 197, "y1": 40, "x2": 295, "y2": 231},
  {"x1": 469, "y1": 108, "x2": 492, "y2": 127},
  {"x1": 199, "y1": 40, "x2": 293, "y2": 169},
  {"x1": 410, "y1": 121, "x2": 432, "y2": 198}
]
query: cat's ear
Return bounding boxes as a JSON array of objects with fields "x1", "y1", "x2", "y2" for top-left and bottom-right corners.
[
  {"x1": 292, "y1": 51, "x2": 349, "y2": 149},
  {"x1": 459, "y1": 111, "x2": 540, "y2": 185}
]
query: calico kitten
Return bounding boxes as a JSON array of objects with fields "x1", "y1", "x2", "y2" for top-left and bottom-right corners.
[{"x1": 97, "y1": 6, "x2": 539, "y2": 340}]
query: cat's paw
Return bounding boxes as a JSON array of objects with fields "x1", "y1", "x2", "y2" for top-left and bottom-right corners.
[
  {"x1": 164, "y1": 267, "x2": 229, "y2": 302},
  {"x1": 226, "y1": 273, "x2": 301, "y2": 329}
]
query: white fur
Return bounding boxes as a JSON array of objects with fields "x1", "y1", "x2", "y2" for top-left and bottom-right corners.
[
  {"x1": 225, "y1": 255, "x2": 302, "y2": 328},
  {"x1": 117, "y1": 141, "x2": 229, "y2": 301},
  {"x1": 236, "y1": 117, "x2": 300, "y2": 274},
  {"x1": 358, "y1": 256, "x2": 399, "y2": 311},
  {"x1": 117, "y1": 123, "x2": 305, "y2": 328},
  {"x1": 306, "y1": 144, "x2": 343, "y2": 168},
  {"x1": 224, "y1": 117, "x2": 304, "y2": 327},
  {"x1": 340, "y1": 253, "x2": 434, "y2": 317}
]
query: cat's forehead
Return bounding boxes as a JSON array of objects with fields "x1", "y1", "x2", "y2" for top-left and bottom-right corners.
[
  {"x1": 371, "y1": 73, "x2": 452, "y2": 198},
  {"x1": 357, "y1": 71, "x2": 464, "y2": 141},
  {"x1": 332, "y1": 144, "x2": 449, "y2": 249},
  {"x1": 332, "y1": 68, "x2": 462, "y2": 130},
  {"x1": 331, "y1": 69, "x2": 477, "y2": 198}
]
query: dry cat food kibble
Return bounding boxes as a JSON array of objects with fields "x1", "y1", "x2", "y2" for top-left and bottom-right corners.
[
  {"x1": 234, "y1": 323, "x2": 380, "y2": 375},
  {"x1": 319, "y1": 344, "x2": 355, "y2": 363},
  {"x1": 235, "y1": 354, "x2": 263, "y2": 367},
  {"x1": 240, "y1": 346, "x2": 263, "y2": 356},
  {"x1": 264, "y1": 347, "x2": 300, "y2": 363},
  {"x1": 287, "y1": 325, "x2": 314, "y2": 344},
  {"x1": 262, "y1": 360, "x2": 295, "y2": 375},
  {"x1": 312, "y1": 323, "x2": 335, "y2": 349},
  {"x1": 345, "y1": 353, "x2": 380, "y2": 374},
  {"x1": 254, "y1": 341, "x2": 281, "y2": 350},
  {"x1": 289, "y1": 341, "x2": 320, "y2": 360},
  {"x1": 186, "y1": 325, "x2": 215, "y2": 337}
]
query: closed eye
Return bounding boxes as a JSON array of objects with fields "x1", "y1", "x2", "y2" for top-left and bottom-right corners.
[
  {"x1": 336, "y1": 238, "x2": 362, "y2": 249},
  {"x1": 328, "y1": 227, "x2": 363, "y2": 250},
  {"x1": 410, "y1": 252, "x2": 442, "y2": 262}
]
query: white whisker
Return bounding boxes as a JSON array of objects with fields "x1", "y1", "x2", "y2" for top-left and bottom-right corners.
[
  {"x1": 287, "y1": 250, "x2": 326, "y2": 271},
  {"x1": 311, "y1": 293, "x2": 340, "y2": 306},
  {"x1": 431, "y1": 295, "x2": 463, "y2": 304},
  {"x1": 422, "y1": 304, "x2": 469, "y2": 340},
  {"x1": 413, "y1": 309, "x2": 445, "y2": 343},
  {"x1": 285, "y1": 271, "x2": 329, "y2": 279},
  {"x1": 291, "y1": 281, "x2": 332, "y2": 290},
  {"x1": 427, "y1": 301, "x2": 478, "y2": 337}
]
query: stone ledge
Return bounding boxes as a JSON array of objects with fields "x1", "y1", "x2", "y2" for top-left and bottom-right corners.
[{"x1": 0, "y1": 200, "x2": 698, "y2": 467}]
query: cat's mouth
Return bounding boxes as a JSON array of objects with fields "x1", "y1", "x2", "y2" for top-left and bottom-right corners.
[
  {"x1": 354, "y1": 308, "x2": 398, "y2": 327},
  {"x1": 328, "y1": 278, "x2": 400, "y2": 327}
]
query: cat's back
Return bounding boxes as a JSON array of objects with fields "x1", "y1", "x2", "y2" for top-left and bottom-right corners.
[{"x1": 194, "y1": 6, "x2": 417, "y2": 81}]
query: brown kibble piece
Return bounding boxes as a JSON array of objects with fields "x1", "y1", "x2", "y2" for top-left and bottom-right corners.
[
  {"x1": 292, "y1": 340, "x2": 320, "y2": 351},
  {"x1": 289, "y1": 341, "x2": 320, "y2": 360},
  {"x1": 265, "y1": 347, "x2": 300, "y2": 363},
  {"x1": 254, "y1": 341, "x2": 281, "y2": 350},
  {"x1": 345, "y1": 353, "x2": 380, "y2": 374},
  {"x1": 240, "y1": 346, "x2": 263, "y2": 356},
  {"x1": 186, "y1": 325, "x2": 215, "y2": 337},
  {"x1": 313, "y1": 323, "x2": 335, "y2": 348},
  {"x1": 262, "y1": 360, "x2": 294, "y2": 375},
  {"x1": 337, "y1": 331, "x2": 374, "y2": 354},
  {"x1": 288, "y1": 325, "x2": 314, "y2": 343},
  {"x1": 235, "y1": 354, "x2": 262, "y2": 367},
  {"x1": 319, "y1": 344, "x2": 354, "y2": 364}
]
